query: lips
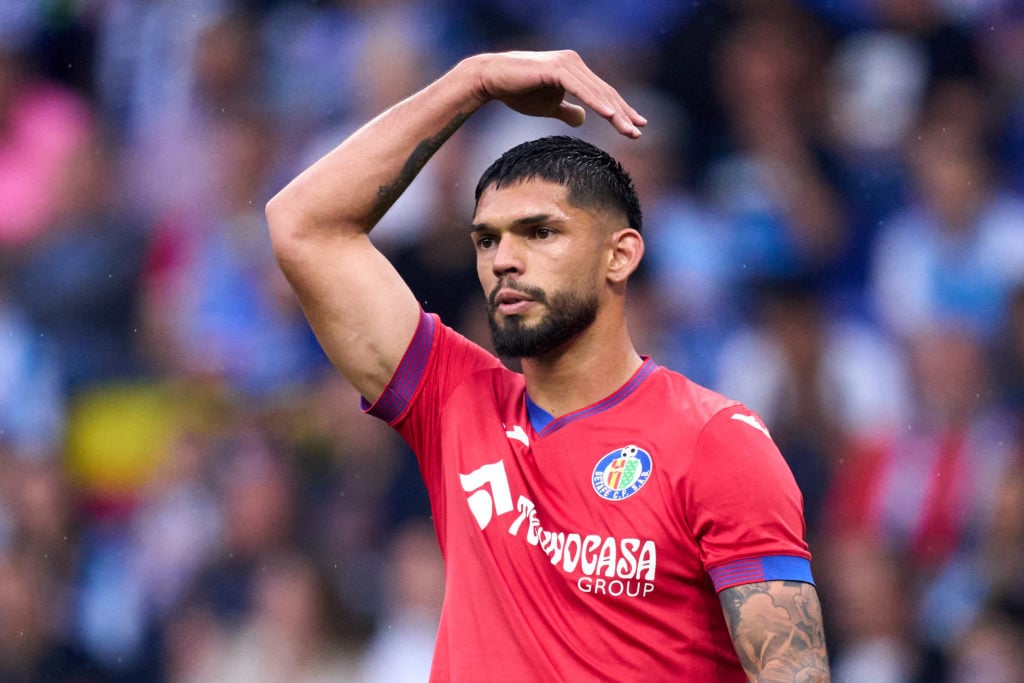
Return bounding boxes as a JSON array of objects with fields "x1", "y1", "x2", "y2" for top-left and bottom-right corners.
[
  {"x1": 495, "y1": 289, "x2": 529, "y2": 305},
  {"x1": 495, "y1": 289, "x2": 534, "y2": 316}
]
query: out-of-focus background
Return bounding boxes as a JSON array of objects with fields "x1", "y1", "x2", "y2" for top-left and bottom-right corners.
[{"x1": 1, "y1": 0, "x2": 1023, "y2": 681}]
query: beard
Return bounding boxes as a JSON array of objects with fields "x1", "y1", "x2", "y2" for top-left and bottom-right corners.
[{"x1": 486, "y1": 279, "x2": 599, "y2": 358}]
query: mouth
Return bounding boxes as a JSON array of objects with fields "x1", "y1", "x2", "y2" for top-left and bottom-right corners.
[
  {"x1": 494, "y1": 289, "x2": 535, "y2": 316},
  {"x1": 489, "y1": 281, "x2": 544, "y2": 317}
]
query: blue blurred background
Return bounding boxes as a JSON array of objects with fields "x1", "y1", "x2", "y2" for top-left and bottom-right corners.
[{"x1": 1, "y1": 0, "x2": 1023, "y2": 681}]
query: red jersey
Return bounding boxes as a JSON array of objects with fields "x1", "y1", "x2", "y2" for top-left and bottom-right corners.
[{"x1": 364, "y1": 312, "x2": 813, "y2": 682}]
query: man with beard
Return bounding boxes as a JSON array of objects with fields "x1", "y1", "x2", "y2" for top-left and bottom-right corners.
[{"x1": 267, "y1": 50, "x2": 829, "y2": 682}]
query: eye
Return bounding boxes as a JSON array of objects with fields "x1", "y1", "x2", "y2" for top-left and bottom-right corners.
[
  {"x1": 475, "y1": 234, "x2": 497, "y2": 250},
  {"x1": 534, "y1": 227, "x2": 555, "y2": 240}
]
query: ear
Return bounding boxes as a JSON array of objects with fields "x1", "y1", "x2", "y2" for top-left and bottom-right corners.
[{"x1": 606, "y1": 228, "x2": 645, "y2": 284}]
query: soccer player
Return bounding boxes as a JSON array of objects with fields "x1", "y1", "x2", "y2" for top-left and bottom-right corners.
[{"x1": 267, "y1": 50, "x2": 830, "y2": 682}]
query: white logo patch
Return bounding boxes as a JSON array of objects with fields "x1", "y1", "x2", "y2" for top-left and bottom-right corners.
[
  {"x1": 505, "y1": 424, "x2": 530, "y2": 447},
  {"x1": 731, "y1": 413, "x2": 771, "y2": 439}
]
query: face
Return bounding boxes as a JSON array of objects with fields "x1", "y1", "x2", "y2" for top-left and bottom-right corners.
[{"x1": 471, "y1": 179, "x2": 607, "y2": 358}]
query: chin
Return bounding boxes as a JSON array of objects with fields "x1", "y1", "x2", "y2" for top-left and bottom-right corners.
[{"x1": 497, "y1": 312, "x2": 539, "y2": 329}]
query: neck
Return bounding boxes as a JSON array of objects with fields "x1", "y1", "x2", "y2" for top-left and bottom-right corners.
[{"x1": 520, "y1": 315, "x2": 643, "y2": 418}]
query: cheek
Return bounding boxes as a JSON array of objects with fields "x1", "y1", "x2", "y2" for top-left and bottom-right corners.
[
  {"x1": 572, "y1": 250, "x2": 606, "y2": 291},
  {"x1": 552, "y1": 267, "x2": 599, "y2": 305},
  {"x1": 476, "y1": 261, "x2": 494, "y2": 293}
]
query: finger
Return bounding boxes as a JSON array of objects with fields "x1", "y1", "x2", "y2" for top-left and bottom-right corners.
[
  {"x1": 598, "y1": 89, "x2": 646, "y2": 134},
  {"x1": 557, "y1": 102, "x2": 586, "y2": 128},
  {"x1": 625, "y1": 105, "x2": 648, "y2": 128},
  {"x1": 558, "y1": 57, "x2": 644, "y2": 138},
  {"x1": 581, "y1": 86, "x2": 644, "y2": 138}
]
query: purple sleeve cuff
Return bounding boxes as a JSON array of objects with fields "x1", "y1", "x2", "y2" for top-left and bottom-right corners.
[
  {"x1": 360, "y1": 310, "x2": 435, "y2": 424},
  {"x1": 708, "y1": 555, "x2": 814, "y2": 592}
]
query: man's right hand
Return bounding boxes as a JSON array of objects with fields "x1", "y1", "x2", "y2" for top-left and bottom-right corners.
[{"x1": 463, "y1": 50, "x2": 647, "y2": 139}]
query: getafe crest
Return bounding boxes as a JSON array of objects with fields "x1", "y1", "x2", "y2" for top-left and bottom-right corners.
[{"x1": 592, "y1": 445, "x2": 652, "y2": 501}]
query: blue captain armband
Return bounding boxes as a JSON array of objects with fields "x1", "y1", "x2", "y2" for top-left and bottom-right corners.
[{"x1": 708, "y1": 555, "x2": 815, "y2": 592}]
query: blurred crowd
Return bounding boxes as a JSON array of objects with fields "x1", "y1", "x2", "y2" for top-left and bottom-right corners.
[{"x1": 1, "y1": 0, "x2": 1023, "y2": 681}]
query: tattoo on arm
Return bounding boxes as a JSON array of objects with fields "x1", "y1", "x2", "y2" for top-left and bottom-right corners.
[
  {"x1": 369, "y1": 111, "x2": 469, "y2": 225},
  {"x1": 720, "y1": 580, "x2": 830, "y2": 683}
]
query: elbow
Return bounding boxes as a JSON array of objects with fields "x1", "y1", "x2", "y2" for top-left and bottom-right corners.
[
  {"x1": 265, "y1": 192, "x2": 363, "y2": 274},
  {"x1": 265, "y1": 183, "x2": 369, "y2": 271},
  {"x1": 265, "y1": 191, "x2": 309, "y2": 268},
  {"x1": 265, "y1": 191, "x2": 293, "y2": 244}
]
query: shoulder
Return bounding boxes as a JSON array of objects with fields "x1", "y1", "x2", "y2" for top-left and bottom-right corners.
[
  {"x1": 645, "y1": 365, "x2": 745, "y2": 426},
  {"x1": 648, "y1": 369, "x2": 791, "y2": 484},
  {"x1": 427, "y1": 314, "x2": 505, "y2": 370},
  {"x1": 366, "y1": 312, "x2": 509, "y2": 424}
]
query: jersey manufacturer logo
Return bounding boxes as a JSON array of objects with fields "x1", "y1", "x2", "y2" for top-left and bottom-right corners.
[
  {"x1": 592, "y1": 445, "x2": 652, "y2": 501},
  {"x1": 731, "y1": 412, "x2": 771, "y2": 439},
  {"x1": 504, "y1": 424, "x2": 530, "y2": 447}
]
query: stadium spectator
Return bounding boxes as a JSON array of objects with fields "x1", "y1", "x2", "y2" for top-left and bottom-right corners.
[
  {"x1": 824, "y1": 325, "x2": 1020, "y2": 676},
  {"x1": 97, "y1": 2, "x2": 262, "y2": 218},
  {"x1": 0, "y1": 547, "x2": 106, "y2": 682},
  {"x1": 869, "y1": 78, "x2": 1024, "y2": 343},
  {"x1": 979, "y1": 3, "x2": 1024, "y2": 193},
  {"x1": 0, "y1": 277, "x2": 65, "y2": 461},
  {"x1": 826, "y1": 326, "x2": 1017, "y2": 567},
  {"x1": 185, "y1": 549, "x2": 370, "y2": 683},
  {"x1": 9, "y1": 127, "x2": 149, "y2": 394},
  {"x1": 820, "y1": 535, "x2": 922, "y2": 683},
  {"x1": 704, "y1": 3, "x2": 851, "y2": 295},
  {"x1": 0, "y1": 35, "x2": 94, "y2": 247},
  {"x1": 138, "y1": 111, "x2": 324, "y2": 399},
  {"x1": 360, "y1": 520, "x2": 445, "y2": 683}
]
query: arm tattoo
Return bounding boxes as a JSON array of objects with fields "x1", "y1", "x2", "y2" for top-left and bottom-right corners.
[
  {"x1": 369, "y1": 111, "x2": 469, "y2": 225},
  {"x1": 720, "y1": 580, "x2": 830, "y2": 682}
]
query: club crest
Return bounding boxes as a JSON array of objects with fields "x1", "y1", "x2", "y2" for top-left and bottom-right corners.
[{"x1": 592, "y1": 445, "x2": 652, "y2": 501}]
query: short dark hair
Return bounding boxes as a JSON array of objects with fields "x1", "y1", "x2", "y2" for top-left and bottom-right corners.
[{"x1": 474, "y1": 135, "x2": 643, "y2": 233}]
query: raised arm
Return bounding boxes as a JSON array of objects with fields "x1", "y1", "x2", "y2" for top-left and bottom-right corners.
[
  {"x1": 265, "y1": 50, "x2": 646, "y2": 403},
  {"x1": 720, "y1": 580, "x2": 830, "y2": 682}
]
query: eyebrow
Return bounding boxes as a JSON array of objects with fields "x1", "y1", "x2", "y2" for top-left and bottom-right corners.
[{"x1": 470, "y1": 213, "x2": 555, "y2": 233}]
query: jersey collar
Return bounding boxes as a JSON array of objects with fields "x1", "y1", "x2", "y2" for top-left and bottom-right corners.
[{"x1": 524, "y1": 357, "x2": 657, "y2": 437}]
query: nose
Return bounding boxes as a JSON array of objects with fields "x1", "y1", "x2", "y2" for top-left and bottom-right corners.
[{"x1": 491, "y1": 235, "x2": 524, "y2": 277}]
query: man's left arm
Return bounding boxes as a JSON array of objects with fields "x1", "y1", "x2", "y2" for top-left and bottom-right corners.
[
  {"x1": 720, "y1": 579, "x2": 830, "y2": 683},
  {"x1": 688, "y1": 405, "x2": 830, "y2": 681}
]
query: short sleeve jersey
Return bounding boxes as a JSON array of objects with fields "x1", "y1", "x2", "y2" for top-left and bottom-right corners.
[{"x1": 364, "y1": 312, "x2": 813, "y2": 682}]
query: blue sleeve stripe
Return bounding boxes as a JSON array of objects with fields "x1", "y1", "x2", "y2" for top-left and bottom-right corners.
[
  {"x1": 708, "y1": 555, "x2": 814, "y2": 592},
  {"x1": 361, "y1": 310, "x2": 435, "y2": 423}
]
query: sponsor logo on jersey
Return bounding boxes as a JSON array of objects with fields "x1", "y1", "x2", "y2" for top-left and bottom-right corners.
[
  {"x1": 460, "y1": 459, "x2": 658, "y2": 599},
  {"x1": 510, "y1": 495, "x2": 657, "y2": 598},
  {"x1": 592, "y1": 445, "x2": 652, "y2": 501}
]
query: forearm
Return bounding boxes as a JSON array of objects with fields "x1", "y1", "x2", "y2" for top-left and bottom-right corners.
[
  {"x1": 266, "y1": 49, "x2": 646, "y2": 250},
  {"x1": 266, "y1": 56, "x2": 487, "y2": 244},
  {"x1": 720, "y1": 581, "x2": 830, "y2": 683}
]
